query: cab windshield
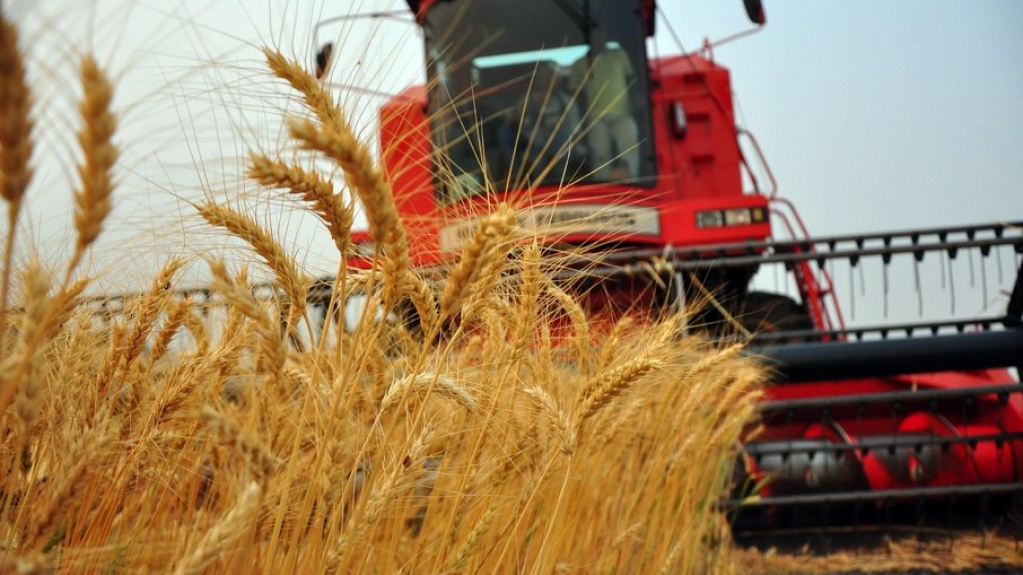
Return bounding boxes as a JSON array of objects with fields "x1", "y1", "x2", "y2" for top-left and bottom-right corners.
[{"x1": 423, "y1": 0, "x2": 656, "y2": 203}]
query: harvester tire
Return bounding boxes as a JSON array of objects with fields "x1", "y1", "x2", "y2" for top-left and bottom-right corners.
[{"x1": 739, "y1": 291, "x2": 814, "y2": 343}]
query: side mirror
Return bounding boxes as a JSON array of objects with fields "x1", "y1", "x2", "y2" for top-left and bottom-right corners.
[{"x1": 743, "y1": 0, "x2": 766, "y2": 25}]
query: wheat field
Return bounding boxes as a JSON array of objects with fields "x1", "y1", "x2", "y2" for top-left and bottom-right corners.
[{"x1": 6, "y1": 5, "x2": 1023, "y2": 574}]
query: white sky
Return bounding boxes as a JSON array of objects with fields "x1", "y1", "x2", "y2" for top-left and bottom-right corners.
[{"x1": 5, "y1": 0, "x2": 1022, "y2": 324}]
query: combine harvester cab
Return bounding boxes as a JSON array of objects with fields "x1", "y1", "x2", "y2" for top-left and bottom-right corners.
[{"x1": 348, "y1": 0, "x2": 1023, "y2": 531}]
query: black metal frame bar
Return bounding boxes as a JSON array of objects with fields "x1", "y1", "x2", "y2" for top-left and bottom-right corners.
[
  {"x1": 758, "y1": 383, "x2": 1023, "y2": 414},
  {"x1": 749, "y1": 316, "x2": 1006, "y2": 343},
  {"x1": 546, "y1": 221, "x2": 1023, "y2": 280},
  {"x1": 744, "y1": 431, "x2": 1023, "y2": 458},
  {"x1": 723, "y1": 482, "x2": 1023, "y2": 510}
]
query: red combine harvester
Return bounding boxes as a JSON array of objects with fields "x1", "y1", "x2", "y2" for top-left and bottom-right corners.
[{"x1": 333, "y1": 0, "x2": 1023, "y2": 527}]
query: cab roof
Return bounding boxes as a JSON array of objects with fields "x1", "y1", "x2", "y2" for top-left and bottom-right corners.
[{"x1": 403, "y1": 0, "x2": 656, "y2": 35}]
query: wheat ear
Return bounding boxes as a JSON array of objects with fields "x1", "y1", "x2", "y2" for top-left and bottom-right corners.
[
  {"x1": 71, "y1": 54, "x2": 118, "y2": 269},
  {"x1": 208, "y1": 259, "x2": 287, "y2": 375},
  {"x1": 263, "y1": 49, "x2": 410, "y2": 303},
  {"x1": 509, "y1": 243, "x2": 542, "y2": 355},
  {"x1": 407, "y1": 273, "x2": 439, "y2": 337},
  {"x1": 380, "y1": 372, "x2": 478, "y2": 414},
  {"x1": 522, "y1": 385, "x2": 576, "y2": 456},
  {"x1": 287, "y1": 118, "x2": 411, "y2": 306},
  {"x1": 262, "y1": 48, "x2": 342, "y2": 126},
  {"x1": 179, "y1": 305, "x2": 210, "y2": 354},
  {"x1": 0, "y1": 554, "x2": 50, "y2": 575},
  {"x1": 598, "y1": 314, "x2": 637, "y2": 370},
  {"x1": 171, "y1": 481, "x2": 261, "y2": 575},
  {"x1": 0, "y1": 15, "x2": 33, "y2": 202},
  {"x1": 325, "y1": 426, "x2": 432, "y2": 571},
  {"x1": 0, "y1": 272, "x2": 87, "y2": 418},
  {"x1": 27, "y1": 421, "x2": 116, "y2": 550},
  {"x1": 687, "y1": 343, "x2": 744, "y2": 376},
  {"x1": 0, "y1": 14, "x2": 35, "y2": 351},
  {"x1": 120, "y1": 257, "x2": 184, "y2": 370},
  {"x1": 450, "y1": 506, "x2": 498, "y2": 571},
  {"x1": 200, "y1": 406, "x2": 276, "y2": 484},
  {"x1": 258, "y1": 48, "x2": 360, "y2": 240},
  {"x1": 438, "y1": 207, "x2": 516, "y2": 321},
  {"x1": 43, "y1": 276, "x2": 89, "y2": 340},
  {"x1": 658, "y1": 540, "x2": 685, "y2": 575},
  {"x1": 546, "y1": 282, "x2": 593, "y2": 375},
  {"x1": 150, "y1": 296, "x2": 191, "y2": 363},
  {"x1": 197, "y1": 202, "x2": 308, "y2": 325},
  {"x1": 247, "y1": 153, "x2": 353, "y2": 254},
  {"x1": 461, "y1": 230, "x2": 518, "y2": 323},
  {"x1": 575, "y1": 356, "x2": 662, "y2": 423},
  {"x1": 8, "y1": 262, "x2": 50, "y2": 466}
]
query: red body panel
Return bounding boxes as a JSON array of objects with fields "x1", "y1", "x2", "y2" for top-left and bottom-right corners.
[
  {"x1": 651, "y1": 55, "x2": 745, "y2": 201},
  {"x1": 379, "y1": 87, "x2": 440, "y2": 267}
]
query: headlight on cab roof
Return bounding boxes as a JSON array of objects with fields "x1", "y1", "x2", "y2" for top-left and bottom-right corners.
[{"x1": 695, "y1": 207, "x2": 767, "y2": 229}]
